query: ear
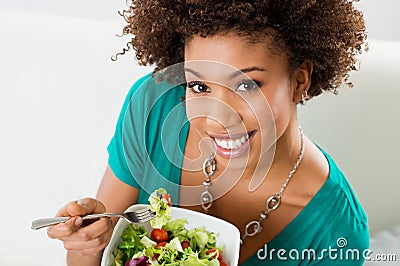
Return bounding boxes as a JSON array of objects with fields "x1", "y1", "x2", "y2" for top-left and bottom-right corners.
[{"x1": 291, "y1": 61, "x2": 313, "y2": 103}]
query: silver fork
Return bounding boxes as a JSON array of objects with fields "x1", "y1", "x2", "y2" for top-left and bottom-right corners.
[{"x1": 31, "y1": 207, "x2": 155, "y2": 230}]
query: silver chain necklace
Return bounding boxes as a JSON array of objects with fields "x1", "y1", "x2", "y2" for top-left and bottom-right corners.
[
  {"x1": 200, "y1": 127, "x2": 305, "y2": 244},
  {"x1": 200, "y1": 153, "x2": 216, "y2": 214}
]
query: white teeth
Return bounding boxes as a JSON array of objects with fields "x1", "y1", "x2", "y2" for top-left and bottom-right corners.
[
  {"x1": 221, "y1": 140, "x2": 228, "y2": 149},
  {"x1": 228, "y1": 140, "x2": 234, "y2": 149},
  {"x1": 214, "y1": 133, "x2": 251, "y2": 150},
  {"x1": 235, "y1": 139, "x2": 241, "y2": 147}
]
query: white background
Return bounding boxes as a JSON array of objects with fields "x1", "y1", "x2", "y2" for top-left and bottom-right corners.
[{"x1": 0, "y1": 0, "x2": 399, "y2": 265}]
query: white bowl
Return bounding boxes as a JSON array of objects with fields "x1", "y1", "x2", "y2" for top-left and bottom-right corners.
[{"x1": 101, "y1": 204, "x2": 240, "y2": 266}]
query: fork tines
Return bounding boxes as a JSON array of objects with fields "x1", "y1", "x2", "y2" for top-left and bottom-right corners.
[
  {"x1": 135, "y1": 207, "x2": 153, "y2": 215},
  {"x1": 133, "y1": 208, "x2": 156, "y2": 223}
]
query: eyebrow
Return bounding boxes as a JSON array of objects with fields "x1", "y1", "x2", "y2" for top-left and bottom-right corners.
[
  {"x1": 229, "y1": 67, "x2": 267, "y2": 80},
  {"x1": 184, "y1": 68, "x2": 203, "y2": 78},
  {"x1": 184, "y1": 66, "x2": 267, "y2": 80}
]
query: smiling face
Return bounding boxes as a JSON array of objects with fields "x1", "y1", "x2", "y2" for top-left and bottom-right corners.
[{"x1": 184, "y1": 33, "x2": 307, "y2": 171}]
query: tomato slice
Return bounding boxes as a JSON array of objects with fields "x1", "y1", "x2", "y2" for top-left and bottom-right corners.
[
  {"x1": 219, "y1": 261, "x2": 228, "y2": 266},
  {"x1": 206, "y1": 248, "x2": 222, "y2": 261},
  {"x1": 154, "y1": 241, "x2": 168, "y2": 248},
  {"x1": 150, "y1": 228, "x2": 169, "y2": 243},
  {"x1": 163, "y1": 193, "x2": 172, "y2": 206},
  {"x1": 181, "y1": 240, "x2": 190, "y2": 250}
]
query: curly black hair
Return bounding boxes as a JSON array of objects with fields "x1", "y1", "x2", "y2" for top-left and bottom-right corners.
[{"x1": 114, "y1": 0, "x2": 367, "y2": 99}]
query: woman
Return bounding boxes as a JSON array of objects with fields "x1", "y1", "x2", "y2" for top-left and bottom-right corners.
[{"x1": 47, "y1": 0, "x2": 369, "y2": 265}]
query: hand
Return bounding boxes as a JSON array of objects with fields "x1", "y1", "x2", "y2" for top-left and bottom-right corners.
[{"x1": 47, "y1": 198, "x2": 114, "y2": 256}]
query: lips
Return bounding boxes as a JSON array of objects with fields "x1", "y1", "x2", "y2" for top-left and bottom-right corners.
[{"x1": 209, "y1": 130, "x2": 256, "y2": 159}]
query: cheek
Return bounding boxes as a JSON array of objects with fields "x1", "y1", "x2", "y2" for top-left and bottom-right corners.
[
  {"x1": 251, "y1": 82, "x2": 293, "y2": 133},
  {"x1": 243, "y1": 91, "x2": 275, "y2": 130},
  {"x1": 186, "y1": 102, "x2": 203, "y2": 128},
  {"x1": 189, "y1": 119, "x2": 204, "y2": 135},
  {"x1": 185, "y1": 95, "x2": 208, "y2": 131},
  {"x1": 267, "y1": 88, "x2": 294, "y2": 133},
  {"x1": 185, "y1": 91, "x2": 202, "y2": 121}
]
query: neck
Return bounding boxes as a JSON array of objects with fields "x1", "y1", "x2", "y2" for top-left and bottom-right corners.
[
  {"x1": 240, "y1": 117, "x2": 303, "y2": 189},
  {"x1": 273, "y1": 119, "x2": 303, "y2": 169}
]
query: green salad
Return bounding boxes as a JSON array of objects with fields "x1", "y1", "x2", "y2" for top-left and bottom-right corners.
[{"x1": 111, "y1": 188, "x2": 228, "y2": 266}]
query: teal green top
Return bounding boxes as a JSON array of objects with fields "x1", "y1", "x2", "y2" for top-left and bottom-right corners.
[{"x1": 107, "y1": 74, "x2": 369, "y2": 265}]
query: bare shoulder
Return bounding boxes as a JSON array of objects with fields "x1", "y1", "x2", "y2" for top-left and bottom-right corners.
[{"x1": 303, "y1": 136, "x2": 330, "y2": 180}]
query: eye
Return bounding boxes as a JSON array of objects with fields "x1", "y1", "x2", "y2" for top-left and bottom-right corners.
[
  {"x1": 236, "y1": 79, "x2": 261, "y2": 92},
  {"x1": 186, "y1": 81, "x2": 211, "y2": 93}
]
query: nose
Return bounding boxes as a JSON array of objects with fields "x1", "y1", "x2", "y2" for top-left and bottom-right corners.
[{"x1": 204, "y1": 86, "x2": 243, "y2": 130}]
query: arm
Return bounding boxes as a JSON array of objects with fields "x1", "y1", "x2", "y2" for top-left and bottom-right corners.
[
  {"x1": 48, "y1": 165, "x2": 139, "y2": 266},
  {"x1": 96, "y1": 165, "x2": 140, "y2": 223}
]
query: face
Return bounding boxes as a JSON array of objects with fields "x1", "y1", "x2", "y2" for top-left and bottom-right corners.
[{"x1": 184, "y1": 33, "x2": 301, "y2": 171}]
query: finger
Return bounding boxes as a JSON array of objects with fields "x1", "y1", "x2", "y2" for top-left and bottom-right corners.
[
  {"x1": 64, "y1": 232, "x2": 112, "y2": 256},
  {"x1": 78, "y1": 198, "x2": 106, "y2": 214},
  {"x1": 55, "y1": 198, "x2": 104, "y2": 218},
  {"x1": 67, "y1": 198, "x2": 103, "y2": 217},
  {"x1": 55, "y1": 200, "x2": 86, "y2": 218},
  {"x1": 47, "y1": 216, "x2": 83, "y2": 239},
  {"x1": 63, "y1": 233, "x2": 110, "y2": 252},
  {"x1": 54, "y1": 200, "x2": 75, "y2": 218},
  {"x1": 61, "y1": 220, "x2": 113, "y2": 255},
  {"x1": 57, "y1": 217, "x2": 112, "y2": 242}
]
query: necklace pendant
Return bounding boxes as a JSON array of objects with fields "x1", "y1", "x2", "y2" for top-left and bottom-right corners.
[
  {"x1": 201, "y1": 190, "x2": 213, "y2": 213},
  {"x1": 246, "y1": 220, "x2": 263, "y2": 236},
  {"x1": 241, "y1": 220, "x2": 263, "y2": 244},
  {"x1": 203, "y1": 154, "x2": 216, "y2": 178},
  {"x1": 266, "y1": 194, "x2": 281, "y2": 212}
]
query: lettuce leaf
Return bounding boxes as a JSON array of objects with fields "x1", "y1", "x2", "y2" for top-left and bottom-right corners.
[
  {"x1": 148, "y1": 188, "x2": 172, "y2": 229},
  {"x1": 179, "y1": 254, "x2": 220, "y2": 266},
  {"x1": 187, "y1": 227, "x2": 216, "y2": 250},
  {"x1": 162, "y1": 218, "x2": 187, "y2": 234}
]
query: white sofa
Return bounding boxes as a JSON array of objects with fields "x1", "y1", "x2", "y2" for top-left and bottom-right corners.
[
  {"x1": 0, "y1": 8, "x2": 399, "y2": 266},
  {"x1": 365, "y1": 224, "x2": 400, "y2": 265}
]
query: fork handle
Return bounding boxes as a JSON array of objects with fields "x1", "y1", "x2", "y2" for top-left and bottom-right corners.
[
  {"x1": 31, "y1": 213, "x2": 121, "y2": 230},
  {"x1": 31, "y1": 217, "x2": 71, "y2": 230}
]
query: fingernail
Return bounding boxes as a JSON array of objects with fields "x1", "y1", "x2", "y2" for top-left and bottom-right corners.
[
  {"x1": 76, "y1": 199, "x2": 89, "y2": 209},
  {"x1": 75, "y1": 217, "x2": 82, "y2": 227}
]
